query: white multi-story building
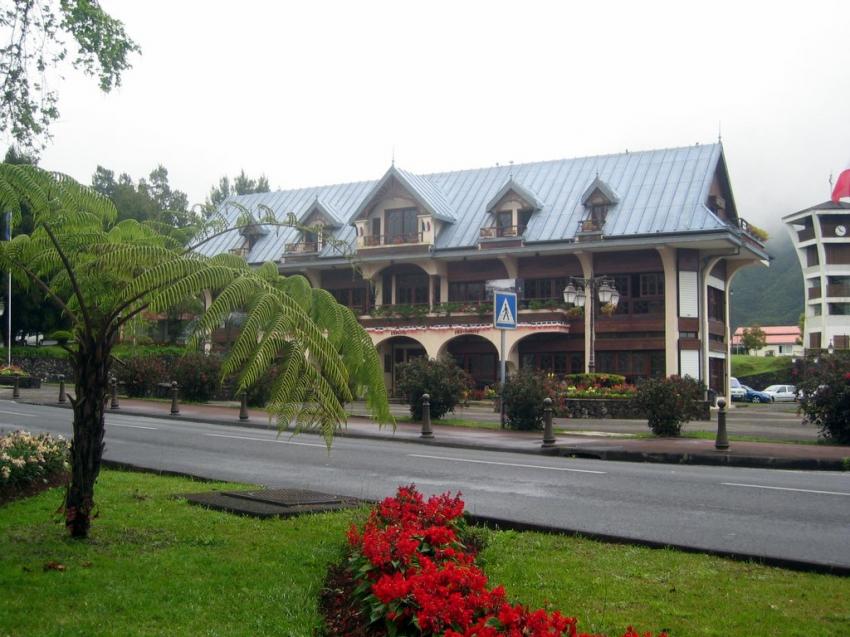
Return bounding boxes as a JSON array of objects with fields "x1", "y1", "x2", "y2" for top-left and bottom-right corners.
[{"x1": 784, "y1": 201, "x2": 850, "y2": 351}]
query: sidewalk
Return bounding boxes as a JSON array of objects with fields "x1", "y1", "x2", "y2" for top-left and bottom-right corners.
[{"x1": 10, "y1": 384, "x2": 850, "y2": 471}]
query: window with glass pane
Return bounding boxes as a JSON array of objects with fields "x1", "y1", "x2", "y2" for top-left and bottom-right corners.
[
  {"x1": 386, "y1": 208, "x2": 418, "y2": 242},
  {"x1": 449, "y1": 281, "x2": 486, "y2": 302},
  {"x1": 639, "y1": 273, "x2": 664, "y2": 297},
  {"x1": 397, "y1": 273, "x2": 428, "y2": 304}
]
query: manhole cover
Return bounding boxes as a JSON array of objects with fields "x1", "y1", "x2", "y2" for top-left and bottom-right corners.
[{"x1": 223, "y1": 488, "x2": 342, "y2": 507}]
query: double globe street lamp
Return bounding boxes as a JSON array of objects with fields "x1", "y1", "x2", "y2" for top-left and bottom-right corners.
[{"x1": 563, "y1": 277, "x2": 620, "y2": 373}]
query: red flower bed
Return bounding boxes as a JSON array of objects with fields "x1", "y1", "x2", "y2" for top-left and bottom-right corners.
[{"x1": 344, "y1": 485, "x2": 667, "y2": 637}]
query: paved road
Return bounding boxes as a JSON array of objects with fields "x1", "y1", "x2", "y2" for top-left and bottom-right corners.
[{"x1": 4, "y1": 401, "x2": 849, "y2": 570}]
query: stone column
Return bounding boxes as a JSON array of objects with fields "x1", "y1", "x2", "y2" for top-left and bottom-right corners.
[{"x1": 656, "y1": 246, "x2": 679, "y2": 377}]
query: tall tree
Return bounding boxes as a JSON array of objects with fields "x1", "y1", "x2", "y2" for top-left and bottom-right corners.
[
  {"x1": 204, "y1": 170, "x2": 270, "y2": 215},
  {"x1": 0, "y1": 0, "x2": 140, "y2": 153},
  {"x1": 91, "y1": 164, "x2": 197, "y2": 233},
  {"x1": 741, "y1": 325, "x2": 767, "y2": 355},
  {"x1": 0, "y1": 163, "x2": 391, "y2": 537}
]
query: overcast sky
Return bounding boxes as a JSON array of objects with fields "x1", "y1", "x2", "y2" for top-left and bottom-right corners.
[{"x1": 31, "y1": 0, "x2": 850, "y2": 233}]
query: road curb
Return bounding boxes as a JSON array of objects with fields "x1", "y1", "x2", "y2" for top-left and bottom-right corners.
[
  {"x1": 467, "y1": 514, "x2": 850, "y2": 577},
  {"x1": 20, "y1": 400, "x2": 849, "y2": 472}
]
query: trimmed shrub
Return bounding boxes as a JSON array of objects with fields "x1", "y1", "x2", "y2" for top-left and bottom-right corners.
[
  {"x1": 48, "y1": 330, "x2": 73, "y2": 345},
  {"x1": 635, "y1": 375, "x2": 705, "y2": 436},
  {"x1": 173, "y1": 353, "x2": 222, "y2": 402},
  {"x1": 562, "y1": 372, "x2": 626, "y2": 388},
  {"x1": 502, "y1": 369, "x2": 549, "y2": 431},
  {"x1": 396, "y1": 356, "x2": 472, "y2": 421},
  {"x1": 794, "y1": 352, "x2": 850, "y2": 444},
  {"x1": 115, "y1": 356, "x2": 168, "y2": 397}
]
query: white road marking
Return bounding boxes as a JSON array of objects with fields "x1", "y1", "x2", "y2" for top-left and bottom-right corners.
[
  {"x1": 0, "y1": 409, "x2": 36, "y2": 417},
  {"x1": 408, "y1": 453, "x2": 606, "y2": 474},
  {"x1": 722, "y1": 482, "x2": 850, "y2": 497},
  {"x1": 110, "y1": 423, "x2": 158, "y2": 430},
  {"x1": 205, "y1": 433, "x2": 325, "y2": 448}
]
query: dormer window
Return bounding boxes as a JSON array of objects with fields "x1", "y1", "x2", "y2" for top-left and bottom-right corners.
[
  {"x1": 481, "y1": 178, "x2": 544, "y2": 241},
  {"x1": 579, "y1": 176, "x2": 619, "y2": 235}
]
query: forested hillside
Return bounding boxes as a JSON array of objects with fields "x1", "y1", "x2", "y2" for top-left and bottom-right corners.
[{"x1": 729, "y1": 230, "x2": 803, "y2": 330}]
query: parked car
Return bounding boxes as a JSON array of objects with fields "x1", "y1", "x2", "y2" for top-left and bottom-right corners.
[
  {"x1": 742, "y1": 385, "x2": 774, "y2": 403},
  {"x1": 763, "y1": 384, "x2": 797, "y2": 402},
  {"x1": 729, "y1": 377, "x2": 747, "y2": 401}
]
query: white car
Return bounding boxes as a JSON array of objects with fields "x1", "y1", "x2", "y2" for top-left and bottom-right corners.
[
  {"x1": 763, "y1": 384, "x2": 797, "y2": 402},
  {"x1": 729, "y1": 377, "x2": 746, "y2": 401}
]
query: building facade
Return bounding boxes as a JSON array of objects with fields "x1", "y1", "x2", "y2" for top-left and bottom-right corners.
[
  {"x1": 731, "y1": 326, "x2": 804, "y2": 357},
  {"x1": 783, "y1": 201, "x2": 850, "y2": 351},
  {"x1": 199, "y1": 144, "x2": 768, "y2": 397}
]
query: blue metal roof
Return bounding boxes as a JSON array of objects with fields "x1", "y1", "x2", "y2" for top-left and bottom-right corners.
[{"x1": 196, "y1": 144, "x2": 732, "y2": 264}]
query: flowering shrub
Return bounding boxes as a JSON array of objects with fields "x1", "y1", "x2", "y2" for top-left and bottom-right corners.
[
  {"x1": 396, "y1": 356, "x2": 473, "y2": 421},
  {"x1": 115, "y1": 355, "x2": 168, "y2": 397},
  {"x1": 0, "y1": 431, "x2": 68, "y2": 488},
  {"x1": 345, "y1": 485, "x2": 666, "y2": 637},
  {"x1": 635, "y1": 375, "x2": 705, "y2": 436},
  {"x1": 173, "y1": 353, "x2": 222, "y2": 402},
  {"x1": 794, "y1": 352, "x2": 850, "y2": 443},
  {"x1": 0, "y1": 364, "x2": 29, "y2": 377}
]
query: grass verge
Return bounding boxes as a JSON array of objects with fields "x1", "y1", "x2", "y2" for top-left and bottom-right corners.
[
  {"x1": 0, "y1": 470, "x2": 362, "y2": 636},
  {"x1": 2, "y1": 470, "x2": 850, "y2": 636}
]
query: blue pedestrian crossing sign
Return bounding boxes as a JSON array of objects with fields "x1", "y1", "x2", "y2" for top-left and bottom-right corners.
[{"x1": 493, "y1": 291, "x2": 517, "y2": 329}]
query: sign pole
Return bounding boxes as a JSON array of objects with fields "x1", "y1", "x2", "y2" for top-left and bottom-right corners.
[
  {"x1": 493, "y1": 289, "x2": 517, "y2": 430},
  {"x1": 500, "y1": 328, "x2": 506, "y2": 428}
]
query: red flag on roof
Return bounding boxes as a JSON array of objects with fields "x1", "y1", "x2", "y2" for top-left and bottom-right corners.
[{"x1": 832, "y1": 160, "x2": 850, "y2": 203}]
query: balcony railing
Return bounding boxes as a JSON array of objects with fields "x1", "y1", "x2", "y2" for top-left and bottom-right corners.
[
  {"x1": 285, "y1": 241, "x2": 318, "y2": 254},
  {"x1": 797, "y1": 227, "x2": 815, "y2": 242},
  {"x1": 479, "y1": 225, "x2": 526, "y2": 239},
  {"x1": 735, "y1": 218, "x2": 768, "y2": 245},
  {"x1": 826, "y1": 284, "x2": 850, "y2": 298},
  {"x1": 577, "y1": 219, "x2": 602, "y2": 233},
  {"x1": 361, "y1": 232, "x2": 423, "y2": 247}
]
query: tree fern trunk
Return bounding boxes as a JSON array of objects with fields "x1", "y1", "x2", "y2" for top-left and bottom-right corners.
[{"x1": 66, "y1": 337, "x2": 111, "y2": 539}]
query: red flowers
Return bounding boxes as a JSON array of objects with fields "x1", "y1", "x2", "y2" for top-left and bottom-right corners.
[{"x1": 345, "y1": 485, "x2": 667, "y2": 637}]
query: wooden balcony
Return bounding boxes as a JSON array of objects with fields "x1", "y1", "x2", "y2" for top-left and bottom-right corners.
[
  {"x1": 479, "y1": 225, "x2": 525, "y2": 240},
  {"x1": 284, "y1": 241, "x2": 318, "y2": 254},
  {"x1": 358, "y1": 232, "x2": 424, "y2": 249}
]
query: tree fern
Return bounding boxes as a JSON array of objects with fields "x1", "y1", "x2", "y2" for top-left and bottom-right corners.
[{"x1": 0, "y1": 163, "x2": 392, "y2": 538}]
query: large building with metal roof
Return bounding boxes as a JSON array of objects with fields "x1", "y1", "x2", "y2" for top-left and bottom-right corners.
[{"x1": 201, "y1": 143, "x2": 768, "y2": 398}]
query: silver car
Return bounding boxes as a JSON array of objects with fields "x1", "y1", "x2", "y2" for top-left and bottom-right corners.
[
  {"x1": 729, "y1": 377, "x2": 747, "y2": 401},
  {"x1": 763, "y1": 384, "x2": 797, "y2": 402}
]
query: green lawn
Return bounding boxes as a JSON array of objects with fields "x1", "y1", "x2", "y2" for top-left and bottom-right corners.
[
  {"x1": 731, "y1": 354, "x2": 793, "y2": 378},
  {"x1": 2, "y1": 470, "x2": 849, "y2": 636}
]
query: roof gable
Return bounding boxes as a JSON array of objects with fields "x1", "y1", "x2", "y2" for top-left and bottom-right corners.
[
  {"x1": 298, "y1": 196, "x2": 343, "y2": 228},
  {"x1": 580, "y1": 176, "x2": 619, "y2": 206},
  {"x1": 485, "y1": 177, "x2": 545, "y2": 212},
  {"x1": 350, "y1": 165, "x2": 456, "y2": 223}
]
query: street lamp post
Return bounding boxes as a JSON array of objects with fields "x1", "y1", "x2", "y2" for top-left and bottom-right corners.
[{"x1": 563, "y1": 276, "x2": 620, "y2": 373}]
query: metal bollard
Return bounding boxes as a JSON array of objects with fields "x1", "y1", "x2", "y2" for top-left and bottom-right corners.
[
  {"x1": 715, "y1": 397, "x2": 729, "y2": 450},
  {"x1": 58, "y1": 374, "x2": 66, "y2": 403},
  {"x1": 420, "y1": 393, "x2": 434, "y2": 439},
  {"x1": 12, "y1": 374, "x2": 20, "y2": 399},
  {"x1": 239, "y1": 390, "x2": 249, "y2": 421},
  {"x1": 542, "y1": 397, "x2": 556, "y2": 447},
  {"x1": 109, "y1": 375, "x2": 120, "y2": 410},
  {"x1": 170, "y1": 381, "x2": 180, "y2": 415}
]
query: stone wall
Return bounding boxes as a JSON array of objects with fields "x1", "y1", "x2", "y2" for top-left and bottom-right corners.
[{"x1": 11, "y1": 356, "x2": 74, "y2": 382}]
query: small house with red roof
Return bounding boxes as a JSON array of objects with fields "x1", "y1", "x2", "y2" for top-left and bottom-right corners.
[{"x1": 732, "y1": 325, "x2": 803, "y2": 357}]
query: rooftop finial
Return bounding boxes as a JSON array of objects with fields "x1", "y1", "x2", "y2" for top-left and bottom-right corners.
[
  {"x1": 718, "y1": 120, "x2": 723, "y2": 143},
  {"x1": 509, "y1": 160, "x2": 514, "y2": 179},
  {"x1": 391, "y1": 145, "x2": 395, "y2": 167}
]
